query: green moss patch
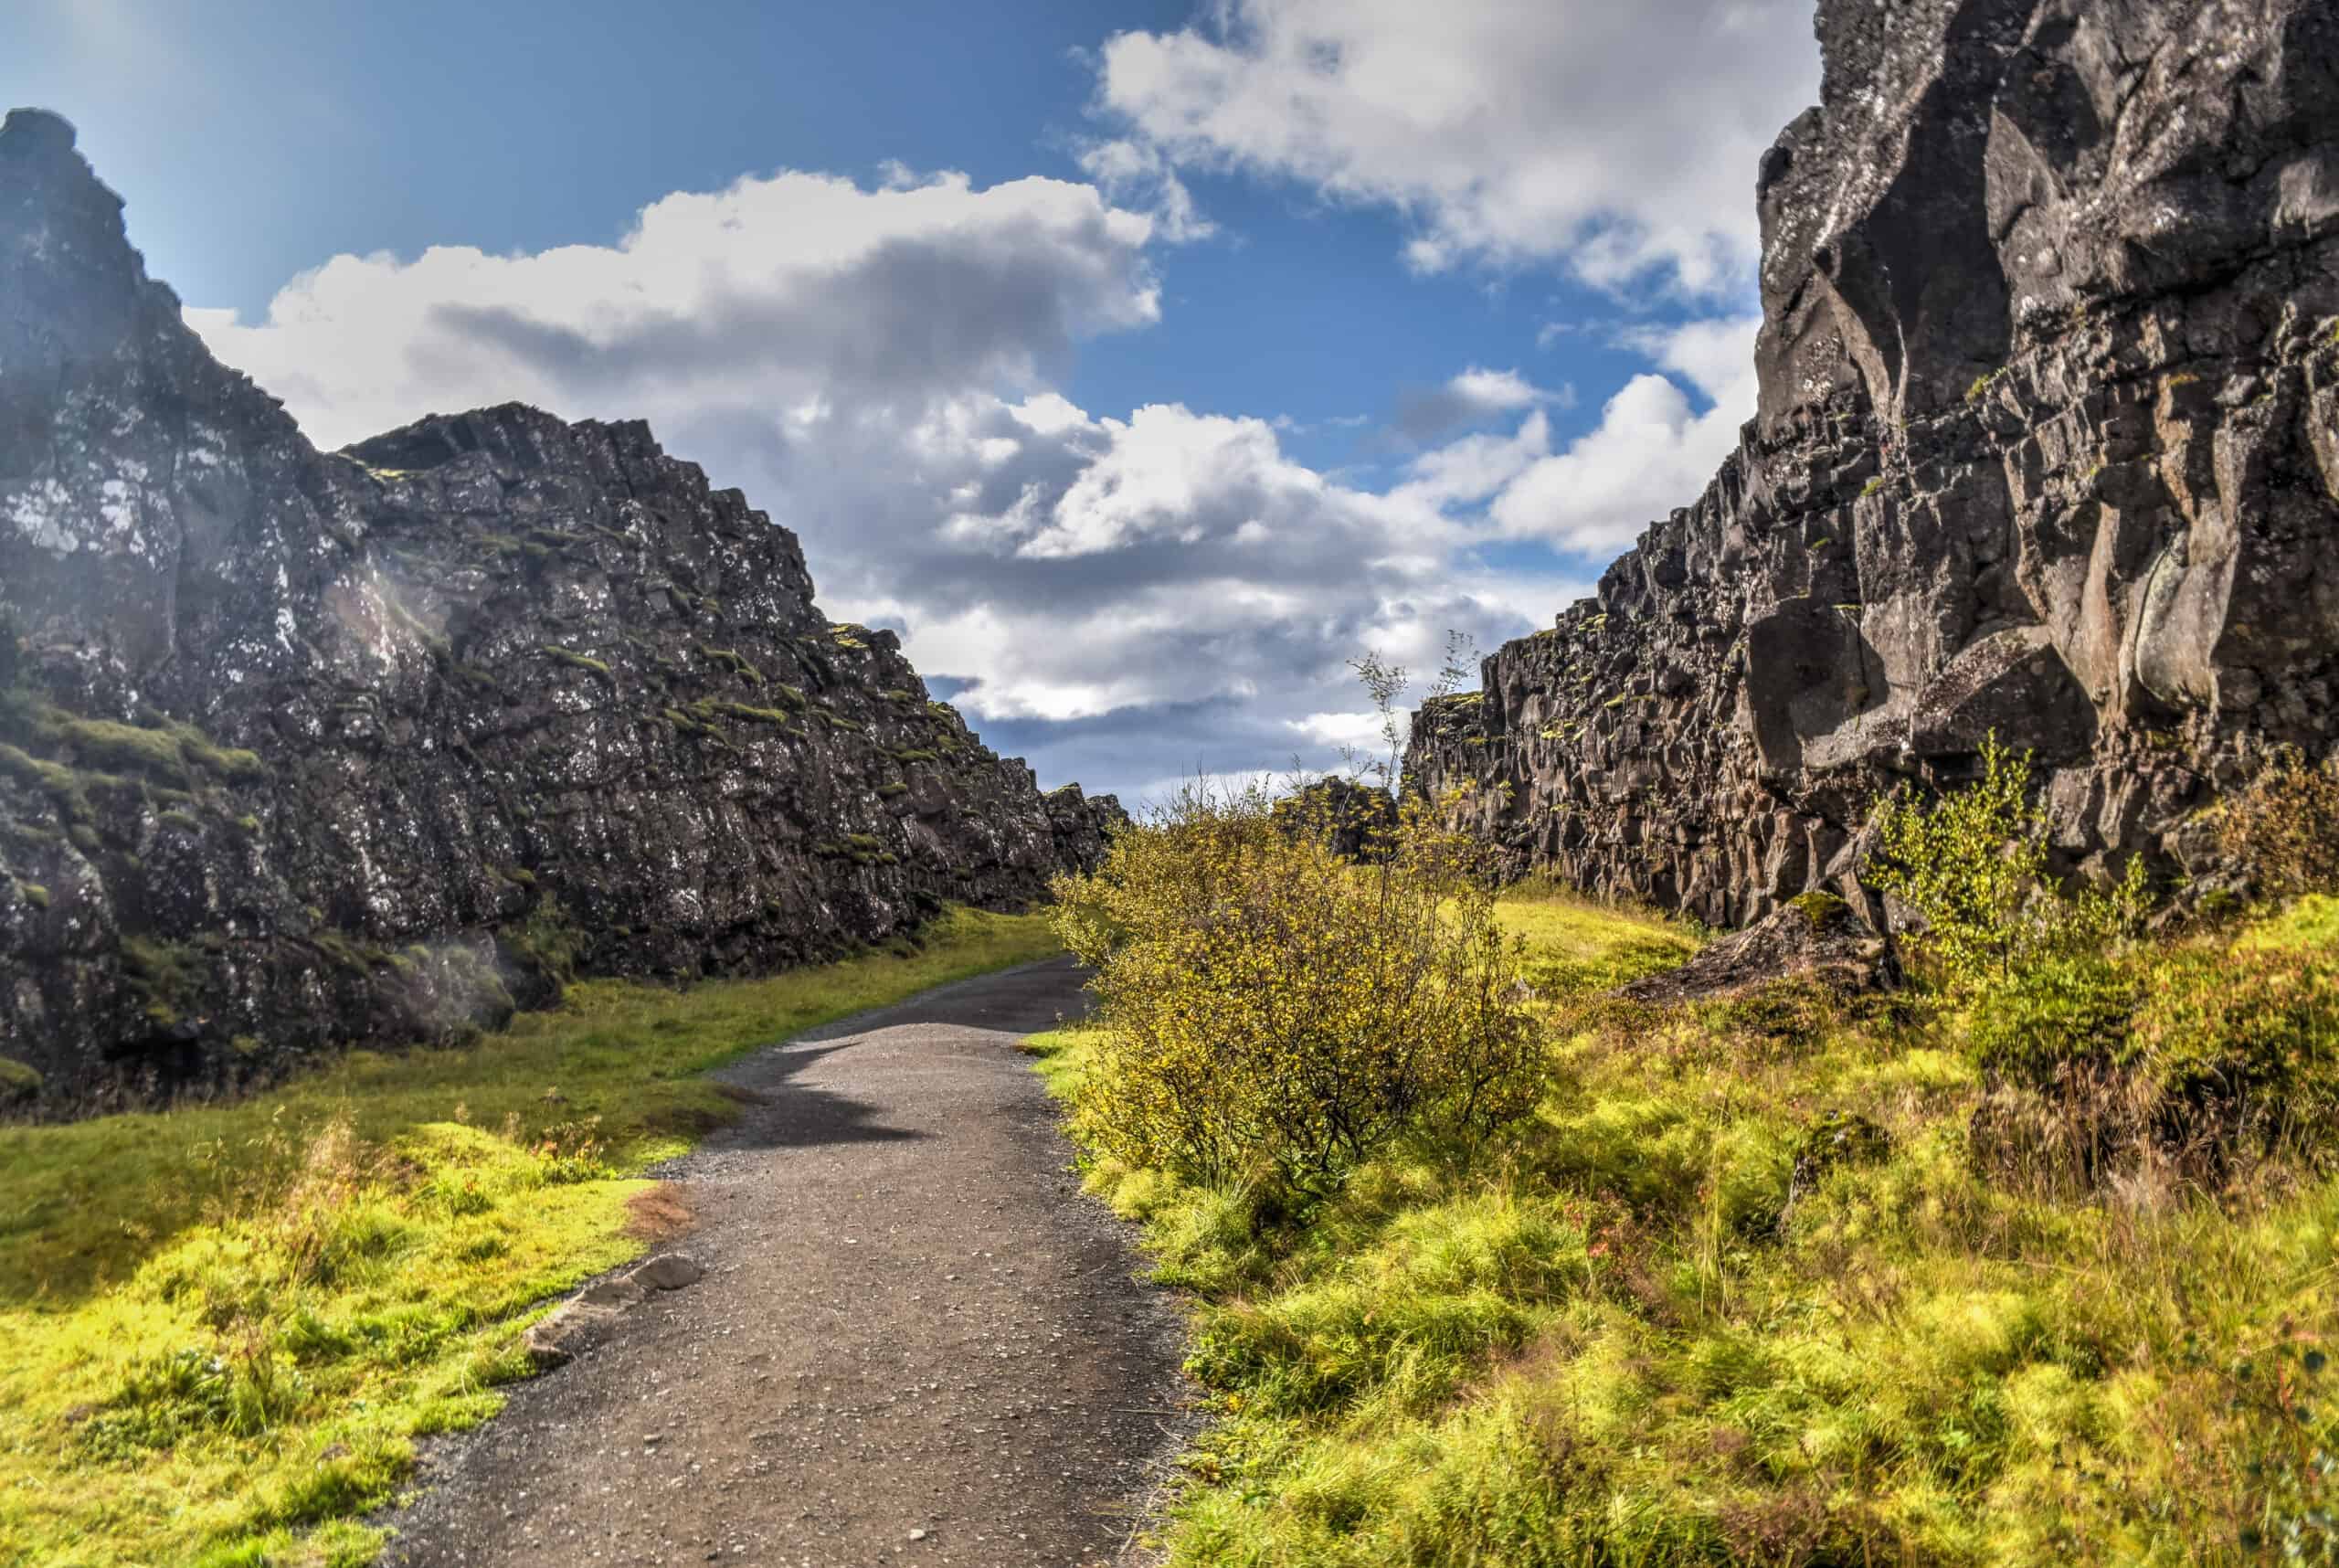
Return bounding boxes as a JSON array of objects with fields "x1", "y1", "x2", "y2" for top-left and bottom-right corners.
[{"x1": 538, "y1": 646, "x2": 613, "y2": 682}]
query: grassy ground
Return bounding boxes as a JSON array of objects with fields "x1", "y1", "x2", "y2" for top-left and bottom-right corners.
[
  {"x1": 0, "y1": 906, "x2": 1064, "y2": 1568},
  {"x1": 1030, "y1": 888, "x2": 2339, "y2": 1565}
]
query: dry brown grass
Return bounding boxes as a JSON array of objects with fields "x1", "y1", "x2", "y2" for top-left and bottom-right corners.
[{"x1": 622, "y1": 1181, "x2": 697, "y2": 1243}]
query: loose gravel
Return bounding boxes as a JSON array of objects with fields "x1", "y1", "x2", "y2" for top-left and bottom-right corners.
[{"x1": 384, "y1": 957, "x2": 1194, "y2": 1568}]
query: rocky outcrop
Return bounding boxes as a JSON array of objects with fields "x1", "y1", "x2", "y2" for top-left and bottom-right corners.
[
  {"x1": 0, "y1": 110, "x2": 1122, "y2": 1111},
  {"x1": 1408, "y1": 0, "x2": 2339, "y2": 928}
]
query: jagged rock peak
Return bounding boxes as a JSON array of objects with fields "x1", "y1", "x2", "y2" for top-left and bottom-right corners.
[
  {"x1": 3, "y1": 107, "x2": 79, "y2": 155},
  {"x1": 0, "y1": 120, "x2": 1123, "y2": 1113},
  {"x1": 1408, "y1": 0, "x2": 2338, "y2": 930}
]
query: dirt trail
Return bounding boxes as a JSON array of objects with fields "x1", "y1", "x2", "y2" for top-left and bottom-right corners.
[{"x1": 386, "y1": 957, "x2": 1192, "y2": 1568}]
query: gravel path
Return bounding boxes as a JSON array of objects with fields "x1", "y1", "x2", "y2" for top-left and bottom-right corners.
[{"x1": 385, "y1": 957, "x2": 1193, "y2": 1568}]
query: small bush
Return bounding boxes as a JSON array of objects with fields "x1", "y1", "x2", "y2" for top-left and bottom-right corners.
[
  {"x1": 1966, "y1": 936, "x2": 2339, "y2": 1177},
  {"x1": 0, "y1": 1054, "x2": 40, "y2": 1102},
  {"x1": 2133, "y1": 944, "x2": 2339, "y2": 1152},
  {"x1": 1868, "y1": 735, "x2": 2051, "y2": 988},
  {"x1": 1967, "y1": 948, "x2": 2143, "y2": 1091},
  {"x1": 2218, "y1": 747, "x2": 2339, "y2": 899},
  {"x1": 1052, "y1": 781, "x2": 1540, "y2": 1200},
  {"x1": 1869, "y1": 733, "x2": 2148, "y2": 991}
]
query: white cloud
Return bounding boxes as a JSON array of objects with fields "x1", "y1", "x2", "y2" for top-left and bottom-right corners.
[
  {"x1": 189, "y1": 165, "x2": 1162, "y2": 451},
  {"x1": 181, "y1": 154, "x2": 1705, "y2": 798},
  {"x1": 831, "y1": 396, "x2": 1570, "y2": 726},
  {"x1": 1393, "y1": 366, "x2": 1572, "y2": 441},
  {"x1": 1488, "y1": 315, "x2": 1758, "y2": 551},
  {"x1": 1289, "y1": 710, "x2": 1390, "y2": 749},
  {"x1": 1446, "y1": 366, "x2": 1542, "y2": 411},
  {"x1": 1075, "y1": 137, "x2": 1217, "y2": 242},
  {"x1": 1094, "y1": 0, "x2": 1818, "y2": 293}
]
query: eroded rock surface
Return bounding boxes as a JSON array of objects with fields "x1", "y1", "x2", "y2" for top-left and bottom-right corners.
[
  {"x1": 1408, "y1": 0, "x2": 2339, "y2": 927},
  {"x1": 0, "y1": 110, "x2": 1122, "y2": 1109}
]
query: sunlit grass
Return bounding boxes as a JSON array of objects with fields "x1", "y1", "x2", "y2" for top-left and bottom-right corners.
[
  {"x1": 1492, "y1": 881, "x2": 1701, "y2": 994},
  {"x1": 1034, "y1": 892, "x2": 2339, "y2": 1565},
  {"x1": 0, "y1": 907, "x2": 1063, "y2": 1568}
]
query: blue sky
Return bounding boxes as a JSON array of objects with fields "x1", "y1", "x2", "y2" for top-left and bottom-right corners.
[{"x1": 3, "y1": 0, "x2": 1822, "y2": 803}]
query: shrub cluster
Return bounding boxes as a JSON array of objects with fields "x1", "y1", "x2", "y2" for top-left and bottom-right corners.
[
  {"x1": 1967, "y1": 928, "x2": 2339, "y2": 1175},
  {"x1": 1868, "y1": 733, "x2": 2145, "y2": 991},
  {"x1": 1051, "y1": 781, "x2": 1540, "y2": 1200},
  {"x1": 2218, "y1": 747, "x2": 2339, "y2": 900},
  {"x1": 1874, "y1": 736, "x2": 2339, "y2": 1181}
]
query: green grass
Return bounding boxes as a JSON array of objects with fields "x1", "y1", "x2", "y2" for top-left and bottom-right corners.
[
  {"x1": 1032, "y1": 890, "x2": 2339, "y2": 1565},
  {"x1": 0, "y1": 906, "x2": 1063, "y2": 1568}
]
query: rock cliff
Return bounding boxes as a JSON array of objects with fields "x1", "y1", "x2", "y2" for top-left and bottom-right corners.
[
  {"x1": 0, "y1": 109, "x2": 1122, "y2": 1110},
  {"x1": 1408, "y1": 0, "x2": 2339, "y2": 928}
]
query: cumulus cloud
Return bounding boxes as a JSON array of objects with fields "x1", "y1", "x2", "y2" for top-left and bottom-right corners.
[
  {"x1": 1093, "y1": 0, "x2": 1818, "y2": 292},
  {"x1": 1075, "y1": 137, "x2": 1217, "y2": 242},
  {"x1": 187, "y1": 166, "x2": 1161, "y2": 450},
  {"x1": 1393, "y1": 366, "x2": 1571, "y2": 443},
  {"x1": 1487, "y1": 315, "x2": 1758, "y2": 552},
  {"x1": 812, "y1": 395, "x2": 1576, "y2": 728},
  {"x1": 185, "y1": 161, "x2": 1593, "y2": 797}
]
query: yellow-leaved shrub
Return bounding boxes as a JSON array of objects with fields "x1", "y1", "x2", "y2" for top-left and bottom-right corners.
[{"x1": 1050, "y1": 780, "x2": 1540, "y2": 1200}]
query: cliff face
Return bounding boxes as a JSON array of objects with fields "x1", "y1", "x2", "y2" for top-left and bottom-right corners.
[
  {"x1": 0, "y1": 110, "x2": 1122, "y2": 1110},
  {"x1": 1408, "y1": 0, "x2": 2339, "y2": 928}
]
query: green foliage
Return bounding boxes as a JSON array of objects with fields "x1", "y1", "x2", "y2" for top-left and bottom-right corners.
[
  {"x1": 1868, "y1": 734, "x2": 2149, "y2": 991},
  {"x1": 694, "y1": 645, "x2": 764, "y2": 684},
  {"x1": 1868, "y1": 734, "x2": 2049, "y2": 987},
  {"x1": 2133, "y1": 942, "x2": 2339, "y2": 1149},
  {"x1": 55, "y1": 717, "x2": 188, "y2": 780},
  {"x1": 1787, "y1": 889, "x2": 1847, "y2": 927},
  {"x1": 1962, "y1": 899, "x2": 2339, "y2": 1171},
  {"x1": 700, "y1": 699, "x2": 791, "y2": 726},
  {"x1": 0, "y1": 1055, "x2": 40, "y2": 1099},
  {"x1": 0, "y1": 907, "x2": 1063, "y2": 1566},
  {"x1": 1967, "y1": 948, "x2": 2143, "y2": 1089},
  {"x1": 1034, "y1": 889, "x2": 2339, "y2": 1567},
  {"x1": 1051, "y1": 781, "x2": 1541, "y2": 1200}
]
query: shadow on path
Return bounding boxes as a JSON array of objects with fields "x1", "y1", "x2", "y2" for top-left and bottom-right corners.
[{"x1": 384, "y1": 953, "x2": 1191, "y2": 1568}]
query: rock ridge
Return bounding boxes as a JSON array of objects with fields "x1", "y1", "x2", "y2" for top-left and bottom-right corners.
[
  {"x1": 1406, "y1": 0, "x2": 2339, "y2": 927},
  {"x1": 0, "y1": 109, "x2": 1122, "y2": 1110}
]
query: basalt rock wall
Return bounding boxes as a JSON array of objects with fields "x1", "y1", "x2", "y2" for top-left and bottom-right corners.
[
  {"x1": 1407, "y1": 0, "x2": 2339, "y2": 928},
  {"x1": 0, "y1": 110, "x2": 1122, "y2": 1111}
]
